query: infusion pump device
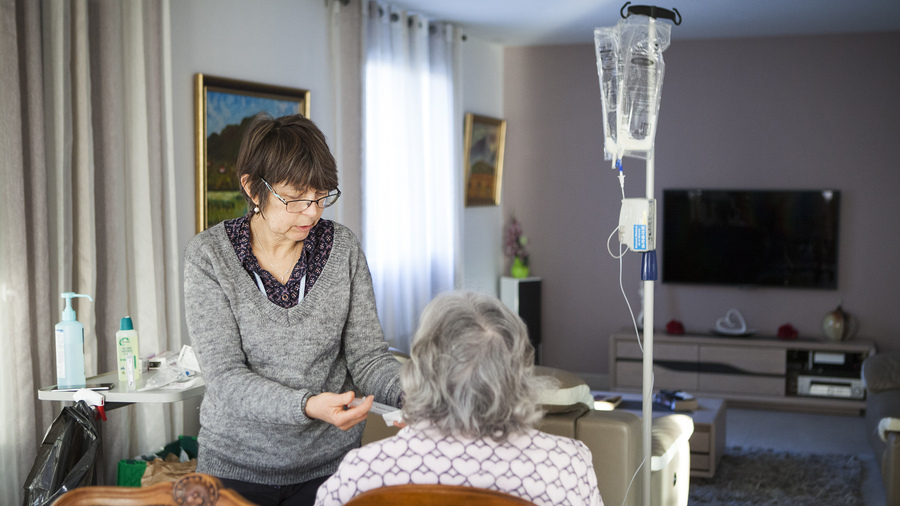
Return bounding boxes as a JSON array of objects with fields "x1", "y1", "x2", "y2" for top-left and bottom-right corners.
[{"x1": 618, "y1": 198, "x2": 656, "y2": 252}]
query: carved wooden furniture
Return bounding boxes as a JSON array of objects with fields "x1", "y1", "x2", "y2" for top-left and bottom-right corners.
[
  {"x1": 51, "y1": 473, "x2": 256, "y2": 506},
  {"x1": 345, "y1": 484, "x2": 536, "y2": 505}
]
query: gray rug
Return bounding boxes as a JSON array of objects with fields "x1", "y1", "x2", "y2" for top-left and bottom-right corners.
[{"x1": 688, "y1": 446, "x2": 865, "y2": 506}]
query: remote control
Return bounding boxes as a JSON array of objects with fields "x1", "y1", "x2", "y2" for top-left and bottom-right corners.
[{"x1": 349, "y1": 397, "x2": 403, "y2": 426}]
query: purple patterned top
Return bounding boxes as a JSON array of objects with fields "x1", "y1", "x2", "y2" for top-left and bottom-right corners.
[{"x1": 225, "y1": 214, "x2": 334, "y2": 308}]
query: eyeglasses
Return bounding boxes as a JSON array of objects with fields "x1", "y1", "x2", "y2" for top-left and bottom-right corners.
[{"x1": 261, "y1": 178, "x2": 341, "y2": 213}]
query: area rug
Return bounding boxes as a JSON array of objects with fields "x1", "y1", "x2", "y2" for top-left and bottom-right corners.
[{"x1": 688, "y1": 446, "x2": 865, "y2": 506}]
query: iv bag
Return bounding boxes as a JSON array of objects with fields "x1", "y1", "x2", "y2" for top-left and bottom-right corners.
[
  {"x1": 595, "y1": 14, "x2": 671, "y2": 162},
  {"x1": 594, "y1": 27, "x2": 620, "y2": 160}
]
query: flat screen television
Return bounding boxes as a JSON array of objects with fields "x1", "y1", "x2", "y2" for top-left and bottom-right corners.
[{"x1": 662, "y1": 189, "x2": 840, "y2": 289}]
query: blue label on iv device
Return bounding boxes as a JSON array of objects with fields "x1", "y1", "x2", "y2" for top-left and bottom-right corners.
[{"x1": 633, "y1": 225, "x2": 647, "y2": 250}]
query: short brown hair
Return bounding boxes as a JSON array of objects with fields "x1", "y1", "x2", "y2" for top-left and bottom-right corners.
[{"x1": 236, "y1": 113, "x2": 338, "y2": 215}]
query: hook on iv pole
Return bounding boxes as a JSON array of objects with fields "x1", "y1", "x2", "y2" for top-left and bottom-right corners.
[{"x1": 620, "y1": 2, "x2": 682, "y2": 25}]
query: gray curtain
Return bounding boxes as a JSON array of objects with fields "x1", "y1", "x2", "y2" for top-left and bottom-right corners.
[
  {"x1": 0, "y1": 0, "x2": 181, "y2": 500},
  {"x1": 0, "y1": 0, "x2": 57, "y2": 501},
  {"x1": 328, "y1": 0, "x2": 365, "y2": 237}
]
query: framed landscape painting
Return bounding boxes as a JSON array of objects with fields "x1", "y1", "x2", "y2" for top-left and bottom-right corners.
[
  {"x1": 194, "y1": 74, "x2": 310, "y2": 232},
  {"x1": 463, "y1": 113, "x2": 506, "y2": 206}
]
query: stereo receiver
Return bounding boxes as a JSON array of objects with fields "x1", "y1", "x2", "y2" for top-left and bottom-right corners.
[{"x1": 797, "y1": 375, "x2": 864, "y2": 399}]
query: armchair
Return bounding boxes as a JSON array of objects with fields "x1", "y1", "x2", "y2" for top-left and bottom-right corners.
[
  {"x1": 345, "y1": 484, "x2": 535, "y2": 505},
  {"x1": 51, "y1": 473, "x2": 255, "y2": 506},
  {"x1": 361, "y1": 365, "x2": 692, "y2": 506},
  {"x1": 862, "y1": 353, "x2": 900, "y2": 505}
]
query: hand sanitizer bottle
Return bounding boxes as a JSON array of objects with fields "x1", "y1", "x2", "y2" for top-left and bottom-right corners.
[
  {"x1": 55, "y1": 292, "x2": 93, "y2": 389},
  {"x1": 116, "y1": 316, "x2": 141, "y2": 383}
]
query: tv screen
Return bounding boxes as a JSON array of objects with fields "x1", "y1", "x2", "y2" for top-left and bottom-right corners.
[{"x1": 662, "y1": 189, "x2": 840, "y2": 289}]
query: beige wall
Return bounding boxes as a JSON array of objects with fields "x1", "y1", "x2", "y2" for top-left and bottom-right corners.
[
  {"x1": 503, "y1": 32, "x2": 900, "y2": 377},
  {"x1": 461, "y1": 36, "x2": 505, "y2": 295}
]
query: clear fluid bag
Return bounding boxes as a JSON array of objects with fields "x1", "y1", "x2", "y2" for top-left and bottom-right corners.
[
  {"x1": 594, "y1": 26, "x2": 620, "y2": 161},
  {"x1": 595, "y1": 14, "x2": 671, "y2": 162}
]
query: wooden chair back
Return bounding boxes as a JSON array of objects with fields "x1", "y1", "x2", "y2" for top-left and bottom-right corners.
[
  {"x1": 344, "y1": 484, "x2": 536, "y2": 505},
  {"x1": 51, "y1": 473, "x2": 257, "y2": 506}
]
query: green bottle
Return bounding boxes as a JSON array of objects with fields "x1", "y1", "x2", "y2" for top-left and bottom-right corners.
[{"x1": 116, "y1": 316, "x2": 141, "y2": 383}]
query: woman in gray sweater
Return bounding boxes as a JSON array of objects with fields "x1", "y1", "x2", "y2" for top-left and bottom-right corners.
[{"x1": 184, "y1": 113, "x2": 402, "y2": 506}]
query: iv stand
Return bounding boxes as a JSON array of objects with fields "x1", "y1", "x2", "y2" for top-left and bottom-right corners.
[
  {"x1": 641, "y1": 149, "x2": 655, "y2": 506},
  {"x1": 637, "y1": 12, "x2": 660, "y2": 506},
  {"x1": 605, "y1": 7, "x2": 675, "y2": 503}
]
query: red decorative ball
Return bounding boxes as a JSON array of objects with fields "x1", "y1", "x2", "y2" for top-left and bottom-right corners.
[
  {"x1": 666, "y1": 320, "x2": 685, "y2": 335},
  {"x1": 777, "y1": 323, "x2": 799, "y2": 340}
]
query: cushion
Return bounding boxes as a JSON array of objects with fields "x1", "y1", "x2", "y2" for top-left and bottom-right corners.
[
  {"x1": 879, "y1": 417, "x2": 900, "y2": 442},
  {"x1": 862, "y1": 354, "x2": 900, "y2": 393},
  {"x1": 535, "y1": 366, "x2": 594, "y2": 413},
  {"x1": 650, "y1": 414, "x2": 694, "y2": 471}
]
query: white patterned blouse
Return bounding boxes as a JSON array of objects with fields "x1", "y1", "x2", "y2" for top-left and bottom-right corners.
[{"x1": 314, "y1": 422, "x2": 603, "y2": 505}]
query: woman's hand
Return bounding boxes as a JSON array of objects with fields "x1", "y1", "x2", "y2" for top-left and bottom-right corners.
[{"x1": 306, "y1": 391, "x2": 373, "y2": 431}]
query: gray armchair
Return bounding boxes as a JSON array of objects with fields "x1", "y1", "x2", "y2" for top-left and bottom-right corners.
[
  {"x1": 862, "y1": 353, "x2": 900, "y2": 505},
  {"x1": 362, "y1": 365, "x2": 693, "y2": 506}
]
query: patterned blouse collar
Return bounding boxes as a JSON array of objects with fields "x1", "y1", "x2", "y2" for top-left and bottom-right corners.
[{"x1": 224, "y1": 213, "x2": 334, "y2": 308}]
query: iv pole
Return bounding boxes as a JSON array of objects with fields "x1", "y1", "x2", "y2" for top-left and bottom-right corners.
[
  {"x1": 641, "y1": 17, "x2": 657, "y2": 505},
  {"x1": 602, "y1": 5, "x2": 680, "y2": 504},
  {"x1": 641, "y1": 149, "x2": 654, "y2": 506}
]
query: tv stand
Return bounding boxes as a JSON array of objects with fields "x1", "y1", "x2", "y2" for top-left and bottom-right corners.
[{"x1": 609, "y1": 330, "x2": 875, "y2": 415}]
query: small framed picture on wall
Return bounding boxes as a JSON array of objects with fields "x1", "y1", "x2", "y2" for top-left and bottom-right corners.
[
  {"x1": 463, "y1": 113, "x2": 507, "y2": 207},
  {"x1": 194, "y1": 74, "x2": 310, "y2": 232}
]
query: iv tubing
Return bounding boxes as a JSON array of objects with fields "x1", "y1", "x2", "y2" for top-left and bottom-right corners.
[
  {"x1": 616, "y1": 159, "x2": 626, "y2": 198},
  {"x1": 618, "y1": 241, "x2": 643, "y2": 353}
]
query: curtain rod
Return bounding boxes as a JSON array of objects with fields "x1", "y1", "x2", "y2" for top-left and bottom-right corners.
[{"x1": 327, "y1": 0, "x2": 468, "y2": 40}]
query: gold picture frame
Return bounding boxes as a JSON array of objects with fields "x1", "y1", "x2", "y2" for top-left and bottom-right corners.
[
  {"x1": 463, "y1": 113, "x2": 506, "y2": 207},
  {"x1": 194, "y1": 74, "x2": 311, "y2": 232}
]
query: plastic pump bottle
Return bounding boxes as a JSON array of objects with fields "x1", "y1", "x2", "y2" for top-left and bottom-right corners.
[
  {"x1": 55, "y1": 292, "x2": 93, "y2": 389},
  {"x1": 116, "y1": 316, "x2": 141, "y2": 384}
]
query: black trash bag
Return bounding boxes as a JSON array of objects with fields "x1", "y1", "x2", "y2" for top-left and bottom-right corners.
[{"x1": 23, "y1": 400, "x2": 102, "y2": 506}]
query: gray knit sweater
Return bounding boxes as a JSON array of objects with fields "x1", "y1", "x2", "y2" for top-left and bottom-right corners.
[{"x1": 184, "y1": 221, "x2": 402, "y2": 485}]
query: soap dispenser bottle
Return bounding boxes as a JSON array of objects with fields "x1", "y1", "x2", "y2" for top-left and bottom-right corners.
[
  {"x1": 116, "y1": 316, "x2": 141, "y2": 383},
  {"x1": 55, "y1": 292, "x2": 93, "y2": 389}
]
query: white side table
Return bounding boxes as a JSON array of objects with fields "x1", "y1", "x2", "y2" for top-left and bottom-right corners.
[{"x1": 38, "y1": 370, "x2": 206, "y2": 409}]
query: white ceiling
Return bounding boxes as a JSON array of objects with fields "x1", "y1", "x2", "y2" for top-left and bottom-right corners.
[{"x1": 395, "y1": 0, "x2": 900, "y2": 46}]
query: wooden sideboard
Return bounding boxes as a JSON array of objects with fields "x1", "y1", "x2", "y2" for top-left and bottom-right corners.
[{"x1": 609, "y1": 330, "x2": 876, "y2": 414}]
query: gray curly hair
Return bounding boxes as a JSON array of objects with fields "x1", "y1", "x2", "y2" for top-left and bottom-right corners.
[{"x1": 400, "y1": 291, "x2": 556, "y2": 442}]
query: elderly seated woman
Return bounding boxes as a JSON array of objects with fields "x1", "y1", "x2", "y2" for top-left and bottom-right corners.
[{"x1": 314, "y1": 291, "x2": 602, "y2": 505}]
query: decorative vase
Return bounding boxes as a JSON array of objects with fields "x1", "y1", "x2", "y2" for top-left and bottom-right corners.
[
  {"x1": 510, "y1": 257, "x2": 530, "y2": 278},
  {"x1": 822, "y1": 304, "x2": 857, "y2": 342}
]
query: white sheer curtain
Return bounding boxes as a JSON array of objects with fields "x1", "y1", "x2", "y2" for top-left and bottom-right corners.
[
  {"x1": 0, "y1": 0, "x2": 180, "y2": 499},
  {"x1": 361, "y1": 1, "x2": 462, "y2": 352}
]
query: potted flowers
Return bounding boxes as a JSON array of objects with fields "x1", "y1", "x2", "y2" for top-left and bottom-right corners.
[{"x1": 504, "y1": 217, "x2": 530, "y2": 278}]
